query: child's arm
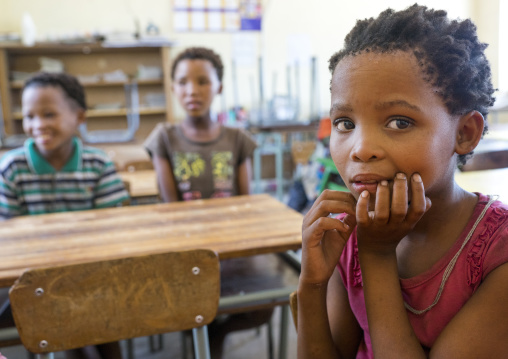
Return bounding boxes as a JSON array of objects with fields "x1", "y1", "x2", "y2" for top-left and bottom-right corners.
[
  {"x1": 431, "y1": 264, "x2": 508, "y2": 357},
  {"x1": 237, "y1": 157, "x2": 253, "y2": 195},
  {"x1": 151, "y1": 154, "x2": 179, "y2": 202},
  {"x1": 356, "y1": 173, "x2": 430, "y2": 358},
  {"x1": 0, "y1": 171, "x2": 21, "y2": 220},
  {"x1": 297, "y1": 189, "x2": 360, "y2": 359}
]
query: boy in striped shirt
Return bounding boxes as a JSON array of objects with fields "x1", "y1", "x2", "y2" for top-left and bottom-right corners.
[{"x1": 0, "y1": 72, "x2": 128, "y2": 219}]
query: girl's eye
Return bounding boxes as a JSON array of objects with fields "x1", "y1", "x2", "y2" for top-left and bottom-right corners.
[
  {"x1": 334, "y1": 119, "x2": 355, "y2": 131},
  {"x1": 387, "y1": 118, "x2": 412, "y2": 130},
  {"x1": 44, "y1": 112, "x2": 55, "y2": 118}
]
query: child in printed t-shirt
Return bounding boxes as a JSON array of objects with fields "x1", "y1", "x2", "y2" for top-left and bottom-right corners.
[
  {"x1": 145, "y1": 47, "x2": 270, "y2": 358},
  {"x1": 297, "y1": 4, "x2": 508, "y2": 359},
  {"x1": 144, "y1": 47, "x2": 256, "y2": 201},
  {"x1": 0, "y1": 72, "x2": 128, "y2": 359}
]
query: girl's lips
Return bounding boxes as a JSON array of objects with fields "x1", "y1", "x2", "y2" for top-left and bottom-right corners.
[
  {"x1": 351, "y1": 181, "x2": 379, "y2": 194},
  {"x1": 186, "y1": 101, "x2": 202, "y2": 110}
]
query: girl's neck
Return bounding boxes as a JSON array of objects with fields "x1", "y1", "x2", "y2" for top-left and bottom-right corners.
[
  {"x1": 396, "y1": 178, "x2": 479, "y2": 278},
  {"x1": 180, "y1": 115, "x2": 221, "y2": 142}
]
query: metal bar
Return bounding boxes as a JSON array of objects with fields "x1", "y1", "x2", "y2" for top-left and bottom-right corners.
[
  {"x1": 219, "y1": 286, "x2": 297, "y2": 309},
  {"x1": 36, "y1": 354, "x2": 54, "y2": 359},
  {"x1": 278, "y1": 305, "x2": 290, "y2": 359},
  {"x1": 0, "y1": 326, "x2": 19, "y2": 341},
  {"x1": 192, "y1": 325, "x2": 211, "y2": 359}
]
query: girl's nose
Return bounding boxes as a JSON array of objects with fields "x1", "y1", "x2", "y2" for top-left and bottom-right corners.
[
  {"x1": 185, "y1": 81, "x2": 198, "y2": 94},
  {"x1": 349, "y1": 128, "x2": 384, "y2": 162}
]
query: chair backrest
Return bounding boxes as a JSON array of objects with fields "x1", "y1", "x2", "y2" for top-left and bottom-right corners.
[{"x1": 9, "y1": 249, "x2": 220, "y2": 355}]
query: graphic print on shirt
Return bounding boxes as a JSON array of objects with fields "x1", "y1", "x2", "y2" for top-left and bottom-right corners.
[
  {"x1": 211, "y1": 151, "x2": 233, "y2": 197},
  {"x1": 173, "y1": 152, "x2": 206, "y2": 199}
]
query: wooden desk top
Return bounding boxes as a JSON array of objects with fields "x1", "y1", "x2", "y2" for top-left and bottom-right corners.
[
  {"x1": 455, "y1": 168, "x2": 508, "y2": 202},
  {"x1": 119, "y1": 169, "x2": 158, "y2": 198},
  {"x1": 0, "y1": 194, "x2": 303, "y2": 287}
]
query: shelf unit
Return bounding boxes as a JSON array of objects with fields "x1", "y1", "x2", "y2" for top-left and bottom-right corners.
[{"x1": 0, "y1": 42, "x2": 174, "y2": 144}]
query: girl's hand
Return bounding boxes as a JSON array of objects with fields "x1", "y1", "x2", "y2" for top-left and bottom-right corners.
[
  {"x1": 356, "y1": 173, "x2": 431, "y2": 255},
  {"x1": 300, "y1": 189, "x2": 357, "y2": 286}
]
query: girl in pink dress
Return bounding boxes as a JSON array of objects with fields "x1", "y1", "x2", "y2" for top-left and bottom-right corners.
[{"x1": 297, "y1": 4, "x2": 508, "y2": 358}]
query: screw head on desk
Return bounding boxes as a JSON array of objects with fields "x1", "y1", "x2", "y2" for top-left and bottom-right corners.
[
  {"x1": 192, "y1": 267, "x2": 200, "y2": 275},
  {"x1": 39, "y1": 340, "x2": 48, "y2": 348},
  {"x1": 195, "y1": 315, "x2": 204, "y2": 323},
  {"x1": 35, "y1": 288, "x2": 44, "y2": 296}
]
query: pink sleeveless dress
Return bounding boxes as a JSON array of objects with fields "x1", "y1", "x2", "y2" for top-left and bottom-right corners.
[{"x1": 337, "y1": 193, "x2": 508, "y2": 358}]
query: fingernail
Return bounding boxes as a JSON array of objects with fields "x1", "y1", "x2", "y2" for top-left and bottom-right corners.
[
  {"x1": 396, "y1": 173, "x2": 406, "y2": 180},
  {"x1": 380, "y1": 180, "x2": 388, "y2": 186},
  {"x1": 413, "y1": 173, "x2": 422, "y2": 182},
  {"x1": 361, "y1": 191, "x2": 369, "y2": 198},
  {"x1": 343, "y1": 222, "x2": 350, "y2": 230}
]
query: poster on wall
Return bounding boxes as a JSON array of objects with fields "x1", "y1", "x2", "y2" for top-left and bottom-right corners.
[{"x1": 173, "y1": 0, "x2": 262, "y2": 32}]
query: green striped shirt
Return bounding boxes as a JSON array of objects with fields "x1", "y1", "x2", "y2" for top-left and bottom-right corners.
[{"x1": 0, "y1": 137, "x2": 129, "y2": 220}]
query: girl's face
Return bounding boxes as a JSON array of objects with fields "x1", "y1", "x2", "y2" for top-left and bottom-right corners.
[
  {"x1": 329, "y1": 51, "x2": 459, "y2": 204},
  {"x1": 22, "y1": 85, "x2": 85, "y2": 160},
  {"x1": 172, "y1": 59, "x2": 222, "y2": 119}
]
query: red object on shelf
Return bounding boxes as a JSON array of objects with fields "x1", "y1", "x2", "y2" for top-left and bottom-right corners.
[{"x1": 317, "y1": 117, "x2": 331, "y2": 140}]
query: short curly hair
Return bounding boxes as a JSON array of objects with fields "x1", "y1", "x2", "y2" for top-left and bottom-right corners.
[
  {"x1": 170, "y1": 47, "x2": 224, "y2": 82},
  {"x1": 328, "y1": 4, "x2": 496, "y2": 165},
  {"x1": 23, "y1": 72, "x2": 87, "y2": 111}
]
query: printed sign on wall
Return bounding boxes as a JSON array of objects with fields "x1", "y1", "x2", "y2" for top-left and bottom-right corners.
[{"x1": 173, "y1": 0, "x2": 262, "y2": 32}]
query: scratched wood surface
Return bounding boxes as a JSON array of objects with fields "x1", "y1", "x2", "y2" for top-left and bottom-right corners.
[
  {"x1": 10, "y1": 249, "x2": 220, "y2": 353},
  {"x1": 0, "y1": 194, "x2": 303, "y2": 287}
]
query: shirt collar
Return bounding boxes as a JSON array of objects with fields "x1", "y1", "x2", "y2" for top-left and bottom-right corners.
[{"x1": 25, "y1": 137, "x2": 82, "y2": 174}]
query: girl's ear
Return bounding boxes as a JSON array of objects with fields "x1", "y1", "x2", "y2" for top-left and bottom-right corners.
[{"x1": 455, "y1": 110, "x2": 484, "y2": 156}]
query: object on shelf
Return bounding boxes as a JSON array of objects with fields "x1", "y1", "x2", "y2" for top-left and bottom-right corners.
[
  {"x1": 137, "y1": 65, "x2": 162, "y2": 80},
  {"x1": 0, "y1": 32, "x2": 21, "y2": 43},
  {"x1": 21, "y1": 13, "x2": 37, "y2": 46},
  {"x1": 76, "y1": 74, "x2": 101, "y2": 84},
  {"x1": 93, "y1": 102, "x2": 123, "y2": 110},
  {"x1": 144, "y1": 92, "x2": 166, "y2": 108},
  {"x1": 103, "y1": 70, "x2": 128, "y2": 83},
  {"x1": 79, "y1": 82, "x2": 139, "y2": 143},
  {"x1": 39, "y1": 57, "x2": 64, "y2": 73},
  {"x1": 269, "y1": 95, "x2": 298, "y2": 122},
  {"x1": 11, "y1": 71, "x2": 34, "y2": 82}
]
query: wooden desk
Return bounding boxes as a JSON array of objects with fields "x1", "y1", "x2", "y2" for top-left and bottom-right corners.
[
  {"x1": 455, "y1": 168, "x2": 508, "y2": 202},
  {"x1": 0, "y1": 194, "x2": 302, "y2": 288},
  {"x1": 119, "y1": 169, "x2": 158, "y2": 199}
]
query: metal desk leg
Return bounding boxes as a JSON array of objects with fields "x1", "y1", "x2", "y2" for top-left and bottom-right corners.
[
  {"x1": 36, "y1": 354, "x2": 54, "y2": 359},
  {"x1": 254, "y1": 146, "x2": 262, "y2": 194},
  {"x1": 274, "y1": 134, "x2": 284, "y2": 201},
  {"x1": 278, "y1": 305, "x2": 289, "y2": 359}
]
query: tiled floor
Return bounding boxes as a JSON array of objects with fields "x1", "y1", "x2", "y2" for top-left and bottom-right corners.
[{"x1": 0, "y1": 306, "x2": 297, "y2": 359}]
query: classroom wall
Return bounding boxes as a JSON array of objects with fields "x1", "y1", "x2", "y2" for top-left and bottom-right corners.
[{"x1": 0, "y1": 0, "x2": 500, "y2": 125}]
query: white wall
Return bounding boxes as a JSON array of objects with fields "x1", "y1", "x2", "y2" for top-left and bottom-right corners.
[{"x1": 1, "y1": 0, "x2": 498, "y2": 123}]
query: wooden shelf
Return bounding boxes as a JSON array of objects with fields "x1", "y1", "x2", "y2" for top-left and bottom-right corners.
[
  {"x1": 0, "y1": 44, "x2": 174, "y2": 140},
  {"x1": 10, "y1": 79, "x2": 163, "y2": 89},
  {"x1": 13, "y1": 107, "x2": 166, "y2": 120}
]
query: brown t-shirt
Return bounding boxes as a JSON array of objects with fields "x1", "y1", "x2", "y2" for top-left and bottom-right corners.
[{"x1": 144, "y1": 123, "x2": 257, "y2": 201}]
